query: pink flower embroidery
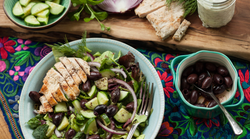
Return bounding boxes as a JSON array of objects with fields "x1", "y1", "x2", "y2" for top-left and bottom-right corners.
[
  {"x1": 9, "y1": 66, "x2": 25, "y2": 81},
  {"x1": 15, "y1": 39, "x2": 32, "y2": 51},
  {"x1": 238, "y1": 69, "x2": 250, "y2": 102},
  {"x1": 0, "y1": 60, "x2": 6, "y2": 72},
  {"x1": 157, "y1": 71, "x2": 174, "y2": 98}
]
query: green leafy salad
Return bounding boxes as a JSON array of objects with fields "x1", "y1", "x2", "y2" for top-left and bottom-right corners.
[{"x1": 27, "y1": 34, "x2": 151, "y2": 139}]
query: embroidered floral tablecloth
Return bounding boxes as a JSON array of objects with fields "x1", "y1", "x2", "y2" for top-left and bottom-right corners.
[{"x1": 0, "y1": 37, "x2": 250, "y2": 139}]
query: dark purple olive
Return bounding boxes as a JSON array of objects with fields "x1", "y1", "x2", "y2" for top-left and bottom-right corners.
[
  {"x1": 208, "y1": 100, "x2": 217, "y2": 108},
  {"x1": 87, "y1": 71, "x2": 102, "y2": 80},
  {"x1": 194, "y1": 103, "x2": 206, "y2": 107},
  {"x1": 65, "y1": 129, "x2": 76, "y2": 139},
  {"x1": 198, "y1": 72, "x2": 208, "y2": 87},
  {"x1": 190, "y1": 90, "x2": 198, "y2": 104},
  {"x1": 224, "y1": 76, "x2": 233, "y2": 88},
  {"x1": 181, "y1": 78, "x2": 190, "y2": 90},
  {"x1": 106, "y1": 105, "x2": 118, "y2": 117},
  {"x1": 87, "y1": 135, "x2": 101, "y2": 139},
  {"x1": 205, "y1": 62, "x2": 216, "y2": 72},
  {"x1": 213, "y1": 84, "x2": 226, "y2": 94},
  {"x1": 182, "y1": 89, "x2": 191, "y2": 100},
  {"x1": 80, "y1": 99, "x2": 88, "y2": 110},
  {"x1": 213, "y1": 74, "x2": 224, "y2": 85},
  {"x1": 94, "y1": 104, "x2": 107, "y2": 116},
  {"x1": 182, "y1": 66, "x2": 194, "y2": 77},
  {"x1": 201, "y1": 77, "x2": 212, "y2": 89},
  {"x1": 52, "y1": 113, "x2": 63, "y2": 127},
  {"x1": 82, "y1": 80, "x2": 91, "y2": 92},
  {"x1": 195, "y1": 61, "x2": 204, "y2": 73},
  {"x1": 187, "y1": 73, "x2": 198, "y2": 84},
  {"x1": 125, "y1": 102, "x2": 134, "y2": 113},
  {"x1": 29, "y1": 91, "x2": 41, "y2": 103},
  {"x1": 111, "y1": 88, "x2": 120, "y2": 103},
  {"x1": 217, "y1": 66, "x2": 229, "y2": 76}
]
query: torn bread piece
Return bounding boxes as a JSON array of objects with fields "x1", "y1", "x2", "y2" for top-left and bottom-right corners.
[
  {"x1": 74, "y1": 58, "x2": 90, "y2": 75},
  {"x1": 59, "y1": 57, "x2": 82, "y2": 85},
  {"x1": 47, "y1": 68, "x2": 76, "y2": 100},
  {"x1": 135, "y1": 0, "x2": 166, "y2": 18},
  {"x1": 55, "y1": 62, "x2": 80, "y2": 96},
  {"x1": 68, "y1": 58, "x2": 88, "y2": 83},
  {"x1": 39, "y1": 84, "x2": 58, "y2": 107},
  {"x1": 173, "y1": 19, "x2": 191, "y2": 41},
  {"x1": 39, "y1": 95, "x2": 53, "y2": 113}
]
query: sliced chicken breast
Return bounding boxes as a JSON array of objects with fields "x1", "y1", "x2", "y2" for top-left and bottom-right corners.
[
  {"x1": 37, "y1": 105, "x2": 46, "y2": 114},
  {"x1": 135, "y1": 0, "x2": 166, "y2": 18},
  {"x1": 54, "y1": 62, "x2": 80, "y2": 96},
  {"x1": 68, "y1": 58, "x2": 88, "y2": 83},
  {"x1": 39, "y1": 84, "x2": 58, "y2": 107},
  {"x1": 39, "y1": 95, "x2": 53, "y2": 112},
  {"x1": 74, "y1": 58, "x2": 90, "y2": 75},
  {"x1": 59, "y1": 57, "x2": 82, "y2": 85}
]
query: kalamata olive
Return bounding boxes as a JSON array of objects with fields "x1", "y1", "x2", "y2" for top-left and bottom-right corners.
[
  {"x1": 201, "y1": 77, "x2": 212, "y2": 89},
  {"x1": 80, "y1": 99, "x2": 88, "y2": 110},
  {"x1": 82, "y1": 80, "x2": 91, "y2": 92},
  {"x1": 181, "y1": 78, "x2": 190, "y2": 90},
  {"x1": 106, "y1": 105, "x2": 118, "y2": 117},
  {"x1": 65, "y1": 129, "x2": 76, "y2": 139},
  {"x1": 125, "y1": 102, "x2": 134, "y2": 113},
  {"x1": 182, "y1": 66, "x2": 194, "y2": 77},
  {"x1": 213, "y1": 84, "x2": 226, "y2": 94},
  {"x1": 182, "y1": 89, "x2": 190, "y2": 100},
  {"x1": 217, "y1": 66, "x2": 229, "y2": 76},
  {"x1": 94, "y1": 104, "x2": 107, "y2": 116},
  {"x1": 224, "y1": 76, "x2": 233, "y2": 88},
  {"x1": 187, "y1": 73, "x2": 198, "y2": 84},
  {"x1": 111, "y1": 88, "x2": 120, "y2": 103},
  {"x1": 213, "y1": 74, "x2": 224, "y2": 85},
  {"x1": 195, "y1": 61, "x2": 204, "y2": 73},
  {"x1": 205, "y1": 62, "x2": 216, "y2": 72},
  {"x1": 52, "y1": 113, "x2": 63, "y2": 127},
  {"x1": 194, "y1": 103, "x2": 206, "y2": 107},
  {"x1": 29, "y1": 91, "x2": 41, "y2": 103},
  {"x1": 198, "y1": 72, "x2": 208, "y2": 87},
  {"x1": 87, "y1": 71, "x2": 102, "y2": 80},
  {"x1": 87, "y1": 135, "x2": 101, "y2": 139},
  {"x1": 208, "y1": 100, "x2": 217, "y2": 108},
  {"x1": 190, "y1": 90, "x2": 198, "y2": 104}
]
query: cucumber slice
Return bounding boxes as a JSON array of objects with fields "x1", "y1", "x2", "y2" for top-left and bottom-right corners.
[
  {"x1": 72, "y1": 100, "x2": 82, "y2": 113},
  {"x1": 136, "y1": 134, "x2": 145, "y2": 139},
  {"x1": 35, "y1": 9, "x2": 50, "y2": 17},
  {"x1": 100, "y1": 113, "x2": 110, "y2": 126},
  {"x1": 12, "y1": 2, "x2": 24, "y2": 17},
  {"x1": 97, "y1": 91, "x2": 109, "y2": 105},
  {"x1": 45, "y1": 1, "x2": 65, "y2": 15},
  {"x1": 31, "y1": 3, "x2": 49, "y2": 15},
  {"x1": 114, "y1": 108, "x2": 132, "y2": 123},
  {"x1": 79, "y1": 123, "x2": 86, "y2": 132},
  {"x1": 125, "y1": 124, "x2": 140, "y2": 137},
  {"x1": 52, "y1": 0, "x2": 61, "y2": 4},
  {"x1": 21, "y1": 2, "x2": 36, "y2": 18},
  {"x1": 87, "y1": 85, "x2": 97, "y2": 98},
  {"x1": 85, "y1": 97, "x2": 99, "y2": 110},
  {"x1": 50, "y1": 134, "x2": 59, "y2": 139},
  {"x1": 37, "y1": 16, "x2": 49, "y2": 25},
  {"x1": 20, "y1": 0, "x2": 31, "y2": 7},
  {"x1": 94, "y1": 77, "x2": 108, "y2": 90},
  {"x1": 100, "y1": 69, "x2": 116, "y2": 78},
  {"x1": 80, "y1": 110, "x2": 96, "y2": 118},
  {"x1": 119, "y1": 90, "x2": 129, "y2": 101},
  {"x1": 57, "y1": 116, "x2": 69, "y2": 131},
  {"x1": 84, "y1": 118, "x2": 98, "y2": 135},
  {"x1": 24, "y1": 15, "x2": 40, "y2": 26},
  {"x1": 46, "y1": 121, "x2": 56, "y2": 137},
  {"x1": 54, "y1": 102, "x2": 67, "y2": 113}
]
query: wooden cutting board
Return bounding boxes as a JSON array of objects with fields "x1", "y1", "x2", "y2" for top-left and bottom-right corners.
[{"x1": 0, "y1": 0, "x2": 250, "y2": 61}]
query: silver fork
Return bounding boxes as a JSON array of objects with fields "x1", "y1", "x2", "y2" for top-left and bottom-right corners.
[{"x1": 127, "y1": 82, "x2": 154, "y2": 139}]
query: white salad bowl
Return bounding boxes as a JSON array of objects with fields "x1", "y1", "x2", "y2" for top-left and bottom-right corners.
[{"x1": 19, "y1": 38, "x2": 165, "y2": 139}]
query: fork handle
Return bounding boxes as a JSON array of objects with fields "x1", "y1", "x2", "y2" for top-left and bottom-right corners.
[{"x1": 127, "y1": 123, "x2": 140, "y2": 139}]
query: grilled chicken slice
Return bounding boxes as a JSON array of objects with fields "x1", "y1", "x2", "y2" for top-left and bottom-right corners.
[
  {"x1": 59, "y1": 57, "x2": 82, "y2": 85},
  {"x1": 68, "y1": 58, "x2": 88, "y2": 83},
  {"x1": 47, "y1": 68, "x2": 76, "y2": 100},
  {"x1": 39, "y1": 84, "x2": 58, "y2": 107},
  {"x1": 37, "y1": 105, "x2": 46, "y2": 114},
  {"x1": 54, "y1": 62, "x2": 80, "y2": 96},
  {"x1": 74, "y1": 58, "x2": 90, "y2": 75},
  {"x1": 135, "y1": 0, "x2": 166, "y2": 18},
  {"x1": 39, "y1": 95, "x2": 53, "y2": 112}
]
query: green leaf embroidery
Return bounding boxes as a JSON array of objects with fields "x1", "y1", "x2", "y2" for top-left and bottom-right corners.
[
  {"x1": 189, "y1": 118, "x2": 197, "y2": 136},
  {"x1": 14, "y1": 51, "x2": 40, "y2": 66},
  {"x1": 219, "y1": 113, "x2": 228, "y2": 126}
]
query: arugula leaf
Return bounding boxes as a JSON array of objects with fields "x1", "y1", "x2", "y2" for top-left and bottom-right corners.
[
  {"x1": 68, "y1": 5, "x2": 84, "y2": 21},
  {"x1": 73, "y1": 132, "x2": 85, "y2": 139},
  {"x1": 32, "y1": 124, "x2": 49, "y2": 139},
  {"x1": 87, "y1": 0, "x2": 104, "y2": 5},
  {"x1": 27, "y1": 117, "x2": 41, "y2": 129}
]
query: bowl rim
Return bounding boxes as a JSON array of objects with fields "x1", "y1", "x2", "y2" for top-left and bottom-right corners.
[
  {"x1": 19, "y1": 38, "x2": 165, "y2": 139},
  {"x1": 175, "y1": 50, "x2": 238, "y2": 110},
  {"x1": 3, "y1": 0, "x2": 72, "y2": 30}
]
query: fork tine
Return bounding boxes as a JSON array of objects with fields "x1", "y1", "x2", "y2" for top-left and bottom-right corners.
[
  {"x1": 139, "y1": 81, "x2": 144, "y2": 99},
  {"x1": 139, "y1": 82, "x2": 147, "y2": 114},
  {"x1": 146, "y1": 83, "x2": 154, "y2": 116},
  {"x1": 142, "y1": 82, "x2": 150, "y2": 114}
]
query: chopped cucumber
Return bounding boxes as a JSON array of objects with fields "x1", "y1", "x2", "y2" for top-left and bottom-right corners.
[
  {"x1": 49, "y1": 134, "x2": 59, "y2": 139},
  {"x1": 114, "y1": 108, "x2": 132, "y2": 123},
  {"x1": 24, "y1": 15, "x2": 40, "y2": 26},
  {"x1": 45, "y1": 1, "x2": 65, "y2": 15},
  {"x1": 136, "y1": 134, "x2": 145, "y2": 139},
  {"x1": 46, "y1": 121, "x2": 56, "y2": 137},
  {"x1": 52, "y1": 0, "x2": 61, "y2": 4},
  {"x1": 80, "y1": 110, "x2": 96, "y2": 118},
  {"x1": 125, "y1": 124, "x2": 140, "y2": 137},
  {"x1": 85, "y1": 97, "x2": 99, "y2": 110},
  {"x1": 20, "y1": 0, "x2": 31, "y2": 7},
  {"x1": 94, "y1": 77, "x2": 108, "y2": 90},
  {"x1": 31, "y1": 3, "x2": 49, "y2": 15},
  {"x1": 100, "y1": 69, "x2": 116, "y2": 78},
  {"x1": 21, "y1": 2, "x2": 36, "y2": 18},
  {"x1": 72, "y1": 100, "x2": 82, "y2": 113},
  {"x1": 12, "y1": 2, "x2": 24, "y2": 17},
  {"x1": 54, "y1": 102, "x2": 67, "y2": 113},
  {"x1": 87, "y1": 85, "x2": 97, "y2": 98},
  {"x1": 37, "y1": 16, "x2": 49, "y2": 25},
  {"x1": 97, "y1": 91, "x2": 109, "y2": 105},
  {"x1": 84, "y1": 118, "x2": 97, "y2": 135},
  {"x1": 35, "y1": 9, "x2": 50, "y2": 17},
  {"x1": 57, "y1": 116, "x2": 69, "y2": 131},
  {"x1": 100, "y1": 113, "x2": 110, "y2": 126},
  {"x1": 119, "y1": 90, "x2": 129, "y2": 101}
]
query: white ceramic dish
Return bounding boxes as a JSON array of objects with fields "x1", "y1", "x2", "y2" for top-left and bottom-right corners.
[{"x1": 19, "y1": 38, "x2": 165, "y2": 138}]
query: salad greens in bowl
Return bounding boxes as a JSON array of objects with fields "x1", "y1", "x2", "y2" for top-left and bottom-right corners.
[{"x1": 19, "y1": 37, "x2": 164, "y2": 139}]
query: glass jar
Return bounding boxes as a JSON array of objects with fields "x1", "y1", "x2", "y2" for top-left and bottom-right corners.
[{"x1": 197, "y1": 0, "x2": 236, "y2": 28}]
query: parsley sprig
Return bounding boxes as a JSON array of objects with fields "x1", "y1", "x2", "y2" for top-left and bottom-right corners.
[
  {"x1": 69, "y1": 0, "x2": 110, "y2": 31},
  {"x1": 166, "y1": 0, "x2": 197, "y2": 18}
]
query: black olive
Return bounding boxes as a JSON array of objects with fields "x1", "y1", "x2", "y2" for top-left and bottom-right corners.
[
  {"x1": 201, "y1": 77, "x2": 212, "y2": 89},
  {"x1": 190, "y1": 90, "x2": 198, "y2": 104},
  {"x1": 224, "y1": 76, "x2": 233, "y2": 88},
  {"x1": 111, "y1": 88, "x2": 120, "y2": 103},
  {"x1": 82, "y1": 80, "x2": 91, "y2": 92},
  {"x1": 181, "y1": 78, "x2": 190, "y2": 90},
  {"x1": 65, "y1": 129, "x2": 76, "y2": 139},
  {"x1": 205, "y1": 62, "x2": 216, "y2": 72},
  {"x1": 94, "y1": 104, "x2": 107, "y2": 116},
  {"x1": 208, "y1": 100, "x2": 217, "y2": 108},
  {"x1": 213, "y1": 84, "x2": 226, "y2": 94},
  {"x1": 195, "y1": 61, "x2": 204, "y2": 73},
  {"x1": 187, "y1": 73, "x2": 198, "y2": 84},
  {"x1": 213, "y1": 74, "x2": 224, "y2": 85},
  {"x1": 217, "y1": 66, "x2": 229, "y2": 76},
  {"x1": 87, "y1": 134, "x2": 101, "y2": 139},
  {"x1": 52, "y1": 113, "x2": 63, "y2": 127},
  {"x1": 80, "y1": 99, "x2": 88, "y2": 110},
  {"x1": 106, "y1": 105, "x2": 118, "y2": 117},
  {"x1": 125, "y1": 102, "x2": 134, "y2": 113},
  {"x1": 87, "y1": 71, "x2": 102, "y2": 80},
  {"x1": 198, "y1": 72, "x2": 208, "y2": 87},
  {"x1": 182, "y1": 66, "x2": 194, "y2": 77},
  {"x1": 194, "y1": 103, "x2": 206, "y2": 107},
  {"x1": 29, "y1": 91, "x2": 41, "y2": 103},
  {"x1": 182, "y1": 89, "x2": 191, "y2": 100}
]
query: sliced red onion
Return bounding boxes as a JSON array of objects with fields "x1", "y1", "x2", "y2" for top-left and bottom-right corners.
[
  {"x1": 111, "y1": 68, "x2": 127, "y2": 79},
  {"x1": 97, "y1": 0, "x2": 143, "y2": 13},
  {"x1": 90, "y1": 67, "x2": 99, "y2": 72},
  {"x1": 86, "y1": 52, "x2": 95, "y2": 61},
  {"x1": 106, "y1": 119, "x2": 116, "y2": 139},
  {"x1": 88, "y1": 62, "x2": 101, "y2": 68},
  {"x1": 108, "y1": 78, "x2": 137, "y2": 128},
  {"x1": 96, "y1": 119, "x2": 127, "y2": 135},
  {"x1": 54, "y1": 128, "x2": 62, "y2": 138},
  {"x1": 69, "y1": 106, "x2": 74, "y2": 113}
]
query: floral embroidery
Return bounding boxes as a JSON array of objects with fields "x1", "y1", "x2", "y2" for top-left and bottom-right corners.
[
  {"x1": 157, "y1": 71, "x2": 174, "y2": 98},
  {"x1": 195, "y1": 117, "x2": 220, "y2": 128},
  {"x1": 0, "y1": 60, "x2": 6, "y2": 72},
  {"x1": 9, "y1": 66, "x2": 24, "y2": 81},
  {"x1": 40, "y1": 45, "x2": 51, "y2": 59},
  {"x1": 0, "y1": 37, "x2": 16, "y2": 59},
  {"x1": 158, "y1": 121, "x2": 174, "y2": 136},
  {"x1": 238, "y1": 69, "x2": 250, "y2": 102},
  {"x1": 15, "y1": 39, "x2": 31, "y2": 51},
  {"x1": 22, "y1": 66, "x2": 35, "y2": 81}
]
